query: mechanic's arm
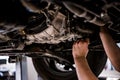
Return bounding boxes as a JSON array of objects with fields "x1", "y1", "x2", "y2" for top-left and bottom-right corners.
[
  {"x1": 72, "y1": 39, "x2": 98, "y2": 80},
  {"x1": 100, "y1": 27, "x2": 120, "y2": 72}
]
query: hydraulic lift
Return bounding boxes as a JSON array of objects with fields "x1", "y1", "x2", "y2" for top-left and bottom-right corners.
[
  {"x1": 0, "y1": 51, "x2": 43, "y2": 80},
  {"x1": 15, "y1": 56, "x2": 40, "y2": 80}
]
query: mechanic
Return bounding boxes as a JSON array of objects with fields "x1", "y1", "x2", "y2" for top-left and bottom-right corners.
[{"x1": 72, "y1": 27, "x2": 120, "y2": 80}]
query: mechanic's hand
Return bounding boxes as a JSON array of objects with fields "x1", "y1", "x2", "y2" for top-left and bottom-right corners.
[{"x1": 72, "y1": 38, "x2": 89, "y2": 59}]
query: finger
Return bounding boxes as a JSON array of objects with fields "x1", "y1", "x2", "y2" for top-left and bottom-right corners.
[
  {"x1": 72, "y1": 42, "x2": 77, "y2": 50},
  {"x1": 79, "y1": 38, "x2": 90, "y2": 45},
  {"x1": 85, "y1": 38, "x2": 90, "y2": 44},
  {"x1": 74, "y1": 40, "x2": 81, "y2": 44}
]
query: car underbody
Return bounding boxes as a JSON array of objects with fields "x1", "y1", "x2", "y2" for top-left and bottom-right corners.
[{"x1": 0, "y1": 0, "x2": 120, "y2": 80}]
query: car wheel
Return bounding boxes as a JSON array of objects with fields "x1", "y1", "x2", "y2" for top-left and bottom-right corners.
[{"x1": 32, "y1": 50, "x2": 107, "y2": 80}]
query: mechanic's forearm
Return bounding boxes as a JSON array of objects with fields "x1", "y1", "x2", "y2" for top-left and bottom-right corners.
[
  {"x1": 100, "y1": 28, "x2": 120, "y2": 72},
  {"x1": 74, "y1": 57, "x2": 98, "y2": 80}
]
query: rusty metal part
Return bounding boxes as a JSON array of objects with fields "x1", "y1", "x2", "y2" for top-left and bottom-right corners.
[{"x1": 63, "y1": 1, "x2": 106, "y2": 26}]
